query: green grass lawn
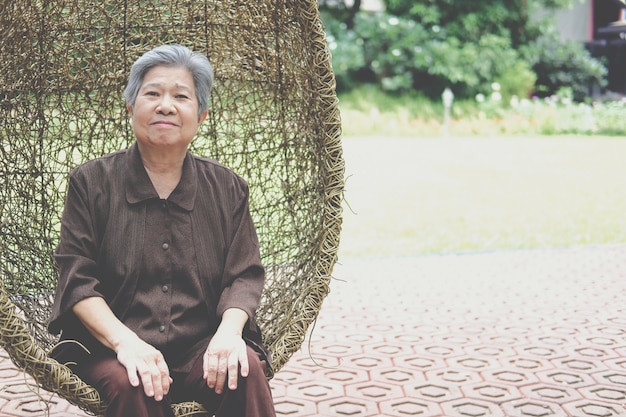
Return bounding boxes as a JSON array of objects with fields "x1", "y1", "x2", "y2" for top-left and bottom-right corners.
[{"x1": 339, "y1": 135, "x2": 626, "y2": 258}]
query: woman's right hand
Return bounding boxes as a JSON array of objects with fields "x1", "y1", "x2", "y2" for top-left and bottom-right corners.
[
  {"x1": 115, "y1": 335, "x2": 172, "y2": 401},
  {"x1": 72, "y1": 297, "x2": 171, "y2": 401}
]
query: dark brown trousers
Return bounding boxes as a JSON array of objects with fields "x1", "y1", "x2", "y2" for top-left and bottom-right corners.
[{"x1": 76, "y1": 345, "x2": 276, "y2": 417}]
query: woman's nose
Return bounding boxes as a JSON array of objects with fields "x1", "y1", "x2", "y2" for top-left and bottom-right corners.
[{"x1": 157, "y1": 95, "x2": 175, "y2": 114}]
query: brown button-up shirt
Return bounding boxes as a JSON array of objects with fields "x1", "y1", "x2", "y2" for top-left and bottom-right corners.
[{"x1": 48, "y1": 143, "x2": 268, "y2": 372}]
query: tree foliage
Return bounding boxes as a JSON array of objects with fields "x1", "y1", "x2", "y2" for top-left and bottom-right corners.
[{"x1": 323, "y1": 0, "x2": 606, "y2": 101}]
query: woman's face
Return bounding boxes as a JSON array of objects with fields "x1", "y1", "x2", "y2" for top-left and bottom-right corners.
[{"x1": 128, "y1": 65, "x2": 207, "y2": 152}]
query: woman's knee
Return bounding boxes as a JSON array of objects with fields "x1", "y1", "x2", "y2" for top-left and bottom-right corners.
[
  {"x1": 245, "y1": 346, "x2": 268, "y2": 381},
  {"x1": 83, "y1": 357, "x2": 134, "y2": 395},
  {"x1": 101, "y1": 370, "x2": 139, "y2": 400},
  {"x1": 79, "y1": 356, "x2": 147, "y2": 401},
  {"x1": 98, "y1": 365, "x2": 173, "y2": 417}
]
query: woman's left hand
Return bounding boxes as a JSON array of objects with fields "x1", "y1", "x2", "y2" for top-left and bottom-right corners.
[{"x1": 203, "y1": 308, "x2": 250, "y2": 394}]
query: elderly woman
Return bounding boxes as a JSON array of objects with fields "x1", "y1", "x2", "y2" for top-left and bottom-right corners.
[{"x1": 48, "y1": 44, "x2": 276, "y2": 417}]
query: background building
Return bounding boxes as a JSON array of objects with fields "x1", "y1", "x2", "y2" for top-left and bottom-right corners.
[{"x1": 554, "y1": 0, "x2": 626, "y2": 93}]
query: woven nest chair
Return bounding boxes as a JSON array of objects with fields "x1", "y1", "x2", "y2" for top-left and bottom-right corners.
[{"x1": 0, "y1": 1, "x2": 343, "y2": 416}]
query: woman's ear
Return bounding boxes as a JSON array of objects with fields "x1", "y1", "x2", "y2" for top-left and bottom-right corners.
[
  {"x1": 198, "y1": 110, "x2": 208, "y2": 124},
  {"x1": 126, "y1": 103, "x2": 133, "y2": 115}
]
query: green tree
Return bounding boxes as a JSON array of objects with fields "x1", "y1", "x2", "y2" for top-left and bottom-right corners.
[
  {"x1": 324, "y1": 0, "x2": 605, "y2": 100},
  {"x1": 382, "y1": 0, "x2": 579, "y2": 46}
]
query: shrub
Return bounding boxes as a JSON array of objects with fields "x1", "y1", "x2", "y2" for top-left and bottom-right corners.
[
  {"x1": 495, "y1": 60, "x2": 537, "y2": 103},
  {"x1": 323, "y1": 4, "x2": 606, "y2": 102},
  {"x1": 338, "y1": 85, "x2": 626, "y2": 137},
  {"x1": 523, "y1": 32, "x2": 607, "y2": 101},
  {"x1": 325, "y1": 12, "x2": 536, "y2": 100},
  {"x1": 420, "y1": 34, "x2": 535, "y2": 100}
]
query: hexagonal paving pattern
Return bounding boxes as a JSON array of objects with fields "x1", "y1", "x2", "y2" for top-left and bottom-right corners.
[{"x1": 4, "y1": 246, "x2": 626, "y2": 416}]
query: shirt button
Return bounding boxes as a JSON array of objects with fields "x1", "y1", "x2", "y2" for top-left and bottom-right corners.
[
  {"x1": 162, "y1": 243, "x2": 169, "y2": 250},
  {"x1": 159, "y1": 325, "x2": 166, "y2": 332},
  {"x1": 162, "y1": 285, "x2": 169, "y2": 293}
]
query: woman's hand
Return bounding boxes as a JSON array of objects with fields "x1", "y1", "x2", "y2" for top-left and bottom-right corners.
[
  {"x1": 203, "y1": 308, "x2": 250, "y2": 394},
  {"x1": 116, "y1": 336, "x2": 172, "y2": 401},
  {"x1": 72, "y1": 297, "x2": 171, "y2": 401}
]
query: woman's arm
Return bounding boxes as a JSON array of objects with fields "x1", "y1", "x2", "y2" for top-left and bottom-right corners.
[
  {"x1": 72, "y1": 297, "x2": 135, "y2": 351},
  {"x1": 73, "y1": 297, "x2": 172, "y2": 401}
]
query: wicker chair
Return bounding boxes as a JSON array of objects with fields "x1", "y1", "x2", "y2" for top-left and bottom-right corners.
[{"x1": 0, "y1": 1, "x2": 343, "y2": 416}]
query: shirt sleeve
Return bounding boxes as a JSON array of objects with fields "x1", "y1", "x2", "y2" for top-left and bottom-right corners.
[
  {"x1": 215, "y1": 179, "x2": 265, "y2": 325},
  {"x1": 48, "y1": 169, "x2": 106, "y2": 335}
]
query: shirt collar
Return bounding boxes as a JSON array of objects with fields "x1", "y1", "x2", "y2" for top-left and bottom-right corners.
[{"x1": 125, "y1": 142, "x2": 197, "y2": 211}]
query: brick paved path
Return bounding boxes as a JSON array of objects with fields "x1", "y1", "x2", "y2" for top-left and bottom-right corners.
[{"x1": 2, "y1": 245, "x2": 626, "y2": 416}]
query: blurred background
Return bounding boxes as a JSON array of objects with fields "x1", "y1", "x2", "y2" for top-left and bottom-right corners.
[
  {"x1": 318, "y1": 0, "x2": 626, "y2": 137},
  {"x1": 318, "y1": 0, "x2": 626, "y2": 259}
]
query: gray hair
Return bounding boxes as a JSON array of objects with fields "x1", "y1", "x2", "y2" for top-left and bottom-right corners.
[{"x1": 123, "y1": 44, "x2": 214, "y2": 116}]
